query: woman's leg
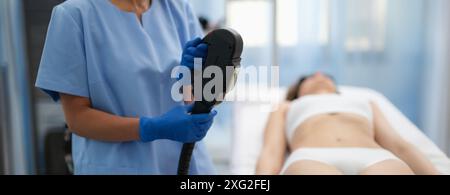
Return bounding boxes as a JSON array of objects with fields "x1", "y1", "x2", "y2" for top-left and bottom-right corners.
[
  {"x1": 283, "y1": 160, "x2": 343, "y2": 175},
  {"x1": 359, "y1": 160, "x2": 414, "y2": 175}
]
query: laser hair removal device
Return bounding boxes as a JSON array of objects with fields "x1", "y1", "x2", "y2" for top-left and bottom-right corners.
[{"x1": 177, "y1": 28, "x2": 243, "y2": 175}]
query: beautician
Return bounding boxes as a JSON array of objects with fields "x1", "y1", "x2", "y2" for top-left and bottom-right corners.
[{"x1": 35, "y1": 0, "x2": 217, "y2": 175}]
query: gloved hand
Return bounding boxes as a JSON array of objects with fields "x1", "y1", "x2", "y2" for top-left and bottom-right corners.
[
  {"x1": 139, "y1": 104, "x2": 217, "y2": 143},
  {"x1": 180, "y1": 37, "x2": 208, "y2": 70}
]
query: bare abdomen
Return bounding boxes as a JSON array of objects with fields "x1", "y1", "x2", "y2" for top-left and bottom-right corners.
[{"x1": 289, "y1": 113, "x2": 381, "y2": 150}]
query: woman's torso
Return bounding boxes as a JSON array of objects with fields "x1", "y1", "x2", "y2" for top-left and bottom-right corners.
[
  {"x1": 286, "y1": 94, "x2": 381, "y2": 151},
  {"x1": 289, "y1": 113, "x2": 381, "y2": 150}
]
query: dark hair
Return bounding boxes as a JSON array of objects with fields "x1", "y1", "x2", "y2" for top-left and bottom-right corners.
[
  {"x1": 286, "y1": 76, "x2": 309, "y2": 101},
  {"x1": 286, "y1": 74, "x2": 337, "y2": 101}
]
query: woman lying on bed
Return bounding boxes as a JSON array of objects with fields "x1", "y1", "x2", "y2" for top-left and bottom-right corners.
[{"x1": 256, "y1": 72, "x2": 440, "y2": 175}]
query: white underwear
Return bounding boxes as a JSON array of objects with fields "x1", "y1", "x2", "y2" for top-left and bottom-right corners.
[{"x1": 281, "y1": 148, "x2": 405, "y2": 175}]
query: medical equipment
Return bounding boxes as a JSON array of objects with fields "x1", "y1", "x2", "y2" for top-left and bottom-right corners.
[
  {"x1": 178, "y1": 28, "x2": 243, "y2": 175},
  {"x1": 231, "y1": 86, "x2": 450, "y2": 174}
]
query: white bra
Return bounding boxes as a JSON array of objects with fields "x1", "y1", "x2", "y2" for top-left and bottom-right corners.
[{"x1": 285, "y1": 94, "x2": 373, "y2": 143}]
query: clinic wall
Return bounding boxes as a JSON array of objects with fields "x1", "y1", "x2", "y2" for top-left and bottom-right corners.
[
  {"x1": 421, "y1": 0, "x2": 450, "y2": 154},
  {"x1": 0, "y1": 0, "x2": 36, "y2": 174},
  {"x1": 338, "y1": 0, "x2": 425, "y2": 125}
]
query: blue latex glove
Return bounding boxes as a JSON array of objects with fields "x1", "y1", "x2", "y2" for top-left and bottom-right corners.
[
  {"x1": 180, "y1": 37, "x2": 208, "y2": 70},
  {"x1": 139, "y1": 104, "x2": 217, "y2": 143}
]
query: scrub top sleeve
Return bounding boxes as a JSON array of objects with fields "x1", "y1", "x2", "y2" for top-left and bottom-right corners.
[
  {"x1": 35, "y1": 5, "x2": 89, "y2": 102},
  {"x1": 184, "y1": 0, "x2": 204, "y2": 38}
]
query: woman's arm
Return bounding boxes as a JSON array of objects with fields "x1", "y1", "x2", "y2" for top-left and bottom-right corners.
[
  {"x1": 60, "y1": 93, "x2": 140, "y2": 142},
  {"x1": 371, "y1": 102, "x2": 440, "y2": 175},
  {"x1": 255, "y1": 102, "x2": 290, "y2": 175}
]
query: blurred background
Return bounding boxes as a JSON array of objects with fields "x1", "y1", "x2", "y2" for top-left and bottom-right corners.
[{"x1": 0, "y1": 0, "x2": 449, "y2": 174}]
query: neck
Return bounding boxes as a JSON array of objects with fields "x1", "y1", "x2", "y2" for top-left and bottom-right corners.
[{"x1": 111, "y1": 0, "x2": 150, "y2": 14}]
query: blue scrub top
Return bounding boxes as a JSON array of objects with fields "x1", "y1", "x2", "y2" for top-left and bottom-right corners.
[{"x1": 35, "y1": 0, "x2": 215, "y2": 175}]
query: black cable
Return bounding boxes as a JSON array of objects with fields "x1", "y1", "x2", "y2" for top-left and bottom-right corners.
[
  {"x1": 177, "y1": 143, "x2": 195, "y2": 175},
  {"x1": 177, "y1": 101, "x2": 214, "y2": 175}
]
